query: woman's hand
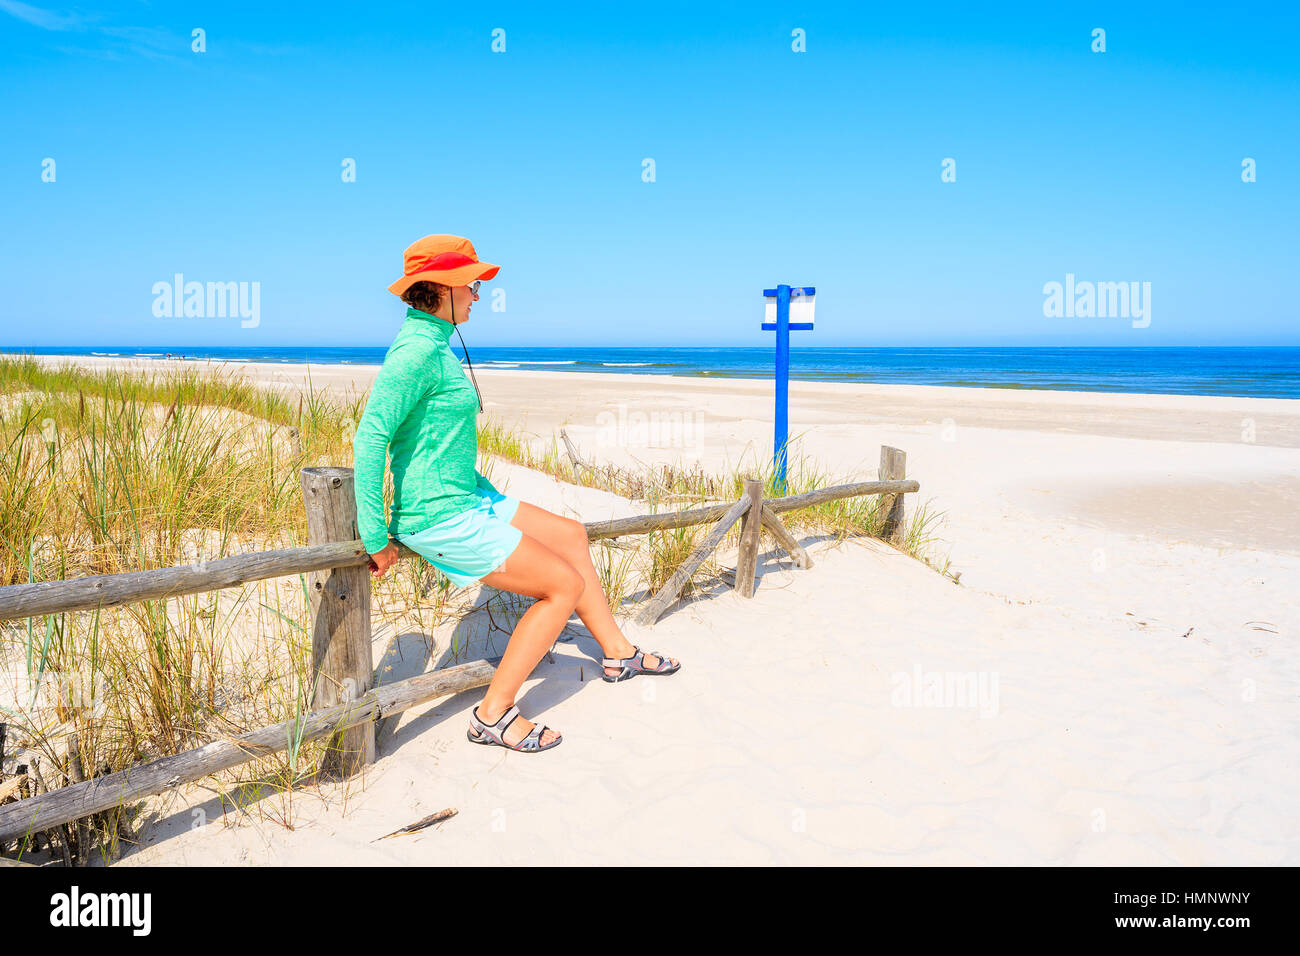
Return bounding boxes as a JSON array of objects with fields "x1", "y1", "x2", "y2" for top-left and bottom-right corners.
[{"x1": 367, "y1": 542, "x2": 400, "y2": 579}]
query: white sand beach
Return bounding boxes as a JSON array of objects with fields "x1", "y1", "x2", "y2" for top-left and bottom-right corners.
[{"x1": 13, "y1": 356, "x2": 1300, "y2": 865}]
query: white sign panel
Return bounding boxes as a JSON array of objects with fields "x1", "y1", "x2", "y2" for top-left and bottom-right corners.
[{"x1": 762, "y1": 287, "x2": 816, "y2": 328}]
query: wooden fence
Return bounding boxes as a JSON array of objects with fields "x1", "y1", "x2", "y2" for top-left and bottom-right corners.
[{"x1": 0, "y1": 447, "x2": 917, "y2": 850}]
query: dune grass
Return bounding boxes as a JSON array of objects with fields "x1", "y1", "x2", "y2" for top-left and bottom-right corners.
[
  {"x1": 480, "y1": 420, "x2": 949, "y2": 602},
  {"x1": 0, "y1": 356, "x2": 949, "y2": 862}
]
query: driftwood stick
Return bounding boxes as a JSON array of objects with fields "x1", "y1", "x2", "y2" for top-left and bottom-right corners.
[
  {"x1": 760, "y1": 505, "x2": 813, "y2": 570},
  {"x1": 559, "y1": 429, "x2": 591, "y2": 480},
  {"x1": 0, "y1": 659, "x2": 497, "y2": 844},
  {"x1": 374, "y1": 807, "x2": 458, "y2": 841},
  {"x1": 635, "y1": 495, "x2": 751, "y2": 626}
]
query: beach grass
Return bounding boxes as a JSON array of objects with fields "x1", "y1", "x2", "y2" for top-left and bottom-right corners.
[{"x1": 0, "y1": 357, "x2": 948, "y2": 861}]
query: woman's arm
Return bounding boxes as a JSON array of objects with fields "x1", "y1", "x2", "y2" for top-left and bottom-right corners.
[{"x1": 353, "y1": 341, "x2": 439, "y2": 555}]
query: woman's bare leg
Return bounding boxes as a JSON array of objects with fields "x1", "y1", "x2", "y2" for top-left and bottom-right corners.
[
  {"x1": 509, "y1": 502, "x2": 677, "y2": 678},
  {"x1": 475, "y1": 532, "x2": 584, "y2": 747}
]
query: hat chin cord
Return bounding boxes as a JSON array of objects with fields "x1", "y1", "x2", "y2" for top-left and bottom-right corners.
[{"x1": 449, "y1": 286, "x2": 484, "y2": 413}]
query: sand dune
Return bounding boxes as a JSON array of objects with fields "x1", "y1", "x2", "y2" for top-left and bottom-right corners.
[
  {"x1": 121, "y1": 457, "x2": 1298, "y2": 865},
  {"x1": 10, "y1": 356, "x2": 1299, "y2": 864}
]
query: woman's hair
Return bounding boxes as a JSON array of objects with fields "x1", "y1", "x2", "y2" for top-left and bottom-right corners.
[{"x1": 400, "y1": 281, "x2": 445, "y2": 313}]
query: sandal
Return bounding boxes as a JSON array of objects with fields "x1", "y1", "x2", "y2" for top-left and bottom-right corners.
[
  {"x1": 466, "y1": 704, "x2": 562, "y2": 753},
  {"x1": 601, "y1": 645, "x2": 681, "y2": 683}
]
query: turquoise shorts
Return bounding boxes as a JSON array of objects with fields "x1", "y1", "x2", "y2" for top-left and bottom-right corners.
[{"x1": 396, "y1": 487, "x2": 523, "y2": 587}]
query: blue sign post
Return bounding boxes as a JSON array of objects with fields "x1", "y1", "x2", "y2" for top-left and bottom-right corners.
[{"x1": 761, "y1": 284, "x2": 815, "y2": 493}]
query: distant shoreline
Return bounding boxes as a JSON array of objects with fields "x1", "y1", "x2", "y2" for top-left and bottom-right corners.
[
  {"x1": 5, "y1": 345, "x2": 1300, "y2": 401},
  {"x1": 6, "y1": 350, "x2": 1300, "y2": 411}
]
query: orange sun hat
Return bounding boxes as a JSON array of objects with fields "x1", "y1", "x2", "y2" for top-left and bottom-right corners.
[{"x1": 388, "y1": 234, "x2": 500, "y2": 296}]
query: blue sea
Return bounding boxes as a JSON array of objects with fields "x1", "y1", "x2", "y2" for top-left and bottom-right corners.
[{"x1": 7, "y1": 346, "x2": 1300, "y2": 400}]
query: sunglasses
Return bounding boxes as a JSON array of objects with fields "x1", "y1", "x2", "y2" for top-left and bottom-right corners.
[{"x1": 466, "y1": 280, "x2": 481, "y2": 296}]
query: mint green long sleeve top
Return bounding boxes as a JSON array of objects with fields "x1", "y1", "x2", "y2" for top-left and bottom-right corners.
[{"x1": 352, "y1": 307, "x2": 499, "y2": 555}]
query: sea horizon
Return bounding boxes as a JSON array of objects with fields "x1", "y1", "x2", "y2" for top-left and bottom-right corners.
[{"x1": 5, "y1": 345, "x2": 1300, "y2": 400}]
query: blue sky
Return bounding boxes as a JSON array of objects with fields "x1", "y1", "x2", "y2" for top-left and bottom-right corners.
[{"x1": 1, "y1": 1, "x2": 1297, "y2": 347}]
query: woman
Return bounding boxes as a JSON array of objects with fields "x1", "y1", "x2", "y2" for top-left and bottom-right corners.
[{"x1": 354, "y1": 234, "x2": 680, "y2": 754}]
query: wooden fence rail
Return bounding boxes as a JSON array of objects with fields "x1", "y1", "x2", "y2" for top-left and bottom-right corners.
[
  {"x1": 0, "y1": 660, "x2": 497, "y2": 844},
  {"x1": 0, "y1": 478, "x2": 918, "y2": 622},
  {"x1": 0, "y1": 447, "x2": 917, "y2": 854}
]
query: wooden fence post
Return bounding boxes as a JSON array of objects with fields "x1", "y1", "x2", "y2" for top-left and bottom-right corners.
[
  {"x1": 734, "y1": 478, "x2": 764, "y2": 598},
  {"x1": 300, "y1": 467, "x2": 374, "y2": 777},
  {"x1": 879, "y1": 446, "x2": 907, "y2": 546},
  {"x1": 635, "y1": 495, "x2": 751, "y2": 626},
  {"x1": 759, "y1": 505, "x2": 813, "y2": 570}
]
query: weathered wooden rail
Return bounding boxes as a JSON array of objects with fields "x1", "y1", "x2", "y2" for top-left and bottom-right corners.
[
  {"x1": 0, "y1": 448, "x2": 917, "y2": 850},
  {"x1": 0, "y1": 660, "x2": 498, "y2": 844}
]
